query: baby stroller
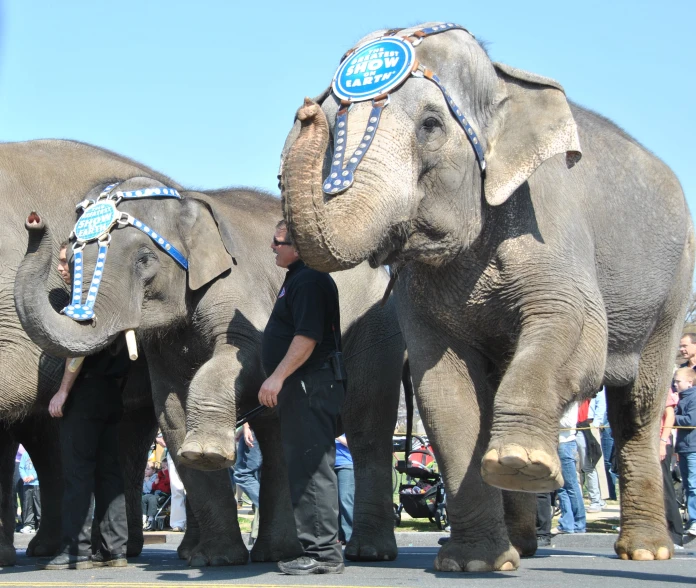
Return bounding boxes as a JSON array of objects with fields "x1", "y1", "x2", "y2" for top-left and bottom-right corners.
[
  {"x1": 154, "y1": 493, "x2": 172, "y2": 531},
  {"x1": 393, "y1": 434, "x2": 448, "y2": 530}
]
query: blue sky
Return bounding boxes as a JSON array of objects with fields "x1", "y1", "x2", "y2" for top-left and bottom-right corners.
[{"x1": 0, "y1": 1, "x2": 693, "y2": 217}]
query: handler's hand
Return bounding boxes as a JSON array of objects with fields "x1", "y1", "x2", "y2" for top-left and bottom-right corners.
[
  {"x1": 258, "y1": 375, "x2": 284, "y2": 408},
  {"x1": 49, "y1": 389, "x2": 69, "y2": 418},
  {"x1": 660, "y1": 439, "x2": 667, "y2": 461},
  {"x1": 243, "y1": 423, "x2": 255, "y2": 448}
]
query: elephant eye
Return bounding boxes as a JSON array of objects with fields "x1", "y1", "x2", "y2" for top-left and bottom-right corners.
[
  {"x1": 135, "y1": 248, "x2": 159, "y2": 278},
  {"x1": 422, "y1": 117, "x2": 443, "y2": 132}
]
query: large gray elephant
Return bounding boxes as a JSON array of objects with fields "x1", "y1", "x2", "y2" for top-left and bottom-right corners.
[
  {"x1": 280, "y1": 22, "x2": 695, "y2": 571},
  {"x1": 13, "y1": 143, "x2": 404, "y2": 565},
  {"x1": 0, "y1": 140, "x2": 172, "y2": 565}
]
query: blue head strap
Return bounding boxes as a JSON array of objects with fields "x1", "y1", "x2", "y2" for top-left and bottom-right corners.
[
  {"x1": 62, "y1": 183, "x2": 188, "y2": 322},
  {"x1": 324, "y1": 23, "x2": 485, "y2": 196}
]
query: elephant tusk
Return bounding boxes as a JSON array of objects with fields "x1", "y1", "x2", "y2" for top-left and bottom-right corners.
[
  {"x1": 67, "y1": 357, "x2": 84, "y2": 373},
  {"x1": 125, "y1": 329, "x2": 138, "y2": 361}
]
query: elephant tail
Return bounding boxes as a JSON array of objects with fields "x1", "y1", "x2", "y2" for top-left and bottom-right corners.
[{"x1": 402, "y1": 359, "x2": 414, "y2": 461}]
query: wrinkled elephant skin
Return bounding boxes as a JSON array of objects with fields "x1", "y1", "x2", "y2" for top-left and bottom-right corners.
[{"x1": 280, "y1": 22, "x2": 694, "y2": 569}]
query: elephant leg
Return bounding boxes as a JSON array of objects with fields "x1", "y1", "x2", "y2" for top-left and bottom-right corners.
[
  {"x1": 15, "y1": 416, "x2": 62, "y2": 559},
  {"x1": 481, "y1": 297, "x2": 607, "y2": 492},
  {"x1": 147, "y1": 356, "x2": 248, "y2": 567},
  {"x1": 342, "y1": 352, "x2": 401, "y2": 562},
  {"x1": 0, "y1": 426, "x2": 18, "y2": 565},
  {"x1": 609, "y1": 325, "x2": 682, "y2": 560},
  {"x1": 179, "y1": 346, "x2": 259, "y2": 470},
  {"x1": 176, "y1": 498, "x2": 200, "y2": 560},
  {"x1": 249, "y1": 415, "x2": 303, "y2": 562},
  {"x1": 408, "y1": 331, "x2": 518, "y2": 572},
  {"x1": 118, "y1": 405, "x2": 158, "y2": 557},
  {"x1": 503, "y1": 491, "x2": 537, "y2": 557}
]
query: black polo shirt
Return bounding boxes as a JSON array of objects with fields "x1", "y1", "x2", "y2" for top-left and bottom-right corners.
[{"x1": 262, "y1": 260, "x2": 341, "y2": 376}]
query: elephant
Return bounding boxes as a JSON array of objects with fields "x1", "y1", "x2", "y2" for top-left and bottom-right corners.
[
  {"x1": 0, "y1": 139, "x2": 173, "y2": 565},
  {"x1": 13, "y1": 142, "x2": 405, "y2": 565},
  {"x1": 279, "y1": 22, "x2": 695, "y2": 571}
]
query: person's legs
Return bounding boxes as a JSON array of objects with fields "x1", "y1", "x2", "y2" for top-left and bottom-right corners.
[
  {"x1": 536, "y1": 493, "x2": 552, "y2": 543},
  {"x1": 557, "y1": 441, "x2": 586, "y2": 533},
  {"x1": 166, "y1": 454, "x2": 186, "y2": 529},
  {"x1": 59, "y1": 413, "x2": 100, "y2": 555},
  {"x1": 662, "y1": 444, "x2": 684, "y2": 544},
  {"x1": 575, "y1": 432, "x2": 603, "y2": 509},
  {"x1": 233, "y1": 436, "x2": 262, "y2": 508},
  {"x1": 678, "y1": 452, "x2": 696, "y2": 530},
  {"x1": 93, "y1": 419, "x2": 127, "y2": 556},
  {"x1": 600, "y1": 428, "x2": 618, "y2": 500},
  {"x1": 33, "y1": 485, "x2": 41, "y2": 529},
  {"x1": 278, "y1": 369, "x2": 344, "y2": 564},
  {"x1": 142, "y1": 494, "x2": 158, "y2": 519},
  {"x1": 335, "y1": 466, "x2": 354, "y2": 543},
  {"x1": 22, "y1": 486, "x2": 36, "y2": 530},
  {"x1": 584, "y1": 470, "x2": 603, "y2": 509}
]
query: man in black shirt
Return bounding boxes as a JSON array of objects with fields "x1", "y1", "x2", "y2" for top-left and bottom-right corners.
[
  {"x1": 259, "y1": 220, "x2": 345, "y2": 575},
  {"x1": 37, "y1": 243, "x2": 129, "y2": 570}
]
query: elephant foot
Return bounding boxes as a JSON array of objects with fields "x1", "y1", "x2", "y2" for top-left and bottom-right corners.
[
  {"x1": 481, "y1": 438, "x2": 562, "y2": 492},
  {"x1": 26, "y1": 533, "x2": 60, "y2": 558},
  {"x1": 0, "y1": 543, "x2": 16, "y2": 566},
  {"x1": 188, "y1": 538, "x2": 249, "y2": 567},
  {"x1": 511, "y1": 534, "x2": 537, "y2": 558},
  {"x1": 614, "y1": 526, "x2": 672, "y2": 561},
  {"x1": 178, "y1": 431, "x2": 235, "y2": 471},
  {"x1": 250, "y1": 535, "x2": 303, "y2": 563},
  {"x1": 177, "y1": 528, "x2": 200, "y2": 560},
  {"x1": 126, "y1": 538, "x2": 144, "y2": 558},
  {"x1": 345, "y1": 529, "x2": 398, "y2": 561},
  {"x1": 435, "y1": 538, "x2": 519, "y2": 572}
]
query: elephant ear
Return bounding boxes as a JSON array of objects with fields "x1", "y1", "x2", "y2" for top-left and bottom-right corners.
[
  {"x1": 484, "y1": 63, "x2": 582, "y2": 206},
  {"x1": 179, "y1": 198, "x2": 233, "y2": 291}
]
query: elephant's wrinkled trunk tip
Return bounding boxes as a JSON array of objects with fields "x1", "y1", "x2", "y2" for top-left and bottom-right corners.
[
  {"x1": 25, "y1": 211, "x2": 44, "y2": 231},
  {"x1": 296, "y1": 98, "x2": 321, "y2": 122}
]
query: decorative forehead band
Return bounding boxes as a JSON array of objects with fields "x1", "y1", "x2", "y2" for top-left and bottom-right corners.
[
  {"x1": 62, "y1": 182, "x2": 188, "y2": 322},
  {"x1": 324, "y1": 22, "x2": 485, "y2": 196}
]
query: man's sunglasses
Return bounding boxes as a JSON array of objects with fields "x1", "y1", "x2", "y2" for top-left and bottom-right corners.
[{"x1": 273, "y1": 237, "x2": 293, "y2": 247}]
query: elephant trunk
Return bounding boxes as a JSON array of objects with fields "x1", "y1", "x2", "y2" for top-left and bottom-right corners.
[
  {"x1": 282, "y1": 99, "x2": 397, "y2": 272},
  {"x1": 14, "y1": 213, "x2": 123, "y2": 357}
]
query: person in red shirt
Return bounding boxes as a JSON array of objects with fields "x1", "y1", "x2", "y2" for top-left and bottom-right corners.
[
  {"x1": 142, "y1": 462, "x2": 171, "y2": 531},
  {"x1": 152, "y1": 460, "x2": 171, "y2": 495}
]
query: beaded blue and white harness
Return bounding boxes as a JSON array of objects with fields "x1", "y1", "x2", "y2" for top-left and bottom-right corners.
[
  {"x1": 62, "y1": 183, "x2": 188, "y2": 322},
  {"x1": 323, "y1": 22, "x2": 485, "y2": 195}
]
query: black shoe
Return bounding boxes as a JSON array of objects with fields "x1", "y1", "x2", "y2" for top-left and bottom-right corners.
[
  {"x1": 37, "y1": 552, "x2": 92, "y2": 570},
  {"x1": 537, "y1": 535, "x2": 552, "y2": 547},
  {"x1": 92, "y1": 550, "x2": 127, "y2": 568},
  {"x1": 278, "y1": 555, "x2": 344, "y2": 575}
]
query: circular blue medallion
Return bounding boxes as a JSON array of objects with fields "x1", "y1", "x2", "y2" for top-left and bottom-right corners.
[
  {"x1": 73, "y1": 201, "x2": 118, "y2": 242},
  {"x1": 333, "y1": 37, "x2": 415, "y2": 102}
]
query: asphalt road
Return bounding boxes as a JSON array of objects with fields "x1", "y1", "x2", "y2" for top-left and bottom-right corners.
[{"x1": 1, "y1": 534, "x2": 694, "y2": 588}]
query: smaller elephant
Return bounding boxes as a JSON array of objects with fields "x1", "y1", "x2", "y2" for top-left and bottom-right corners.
[{"x1": 14, "y1": 145, "x2": 405, "y2": 565}]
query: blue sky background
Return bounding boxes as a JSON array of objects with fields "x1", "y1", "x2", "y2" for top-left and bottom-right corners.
[{"x1": 0, "y1": 1, "x2": 693, "y2": 217}]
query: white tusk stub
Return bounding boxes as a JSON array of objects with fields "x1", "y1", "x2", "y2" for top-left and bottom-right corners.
[
  {"x1": 125, "y1": 329, "x2": 138, "y2": 361},
  {"x1": 67, "y1": 357, "x2": 84, "y2": 373}
]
